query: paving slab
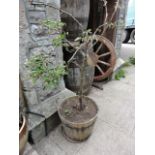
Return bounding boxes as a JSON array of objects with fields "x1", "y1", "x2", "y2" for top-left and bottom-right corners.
[
  {"x1": 120, "y1": 66, "x2": 135, "y2": 86},
  {"x1": 23, "y1": 143, "x2": 39, "y2": 155},
  {"x1": 23, "y1": 66, "x2": 135, "y2": 155},
  {"x1": 49, "y1": 125, "x2": 84, "y2": 155},
  {"x1": 75, "y1": 119, "x2": 134, "y2": 155},
  {"x1": 33, "y1": 135, "x2": 67, "y2": 155},
  {"x1": 89, "y1": 66, "x2": 135, "y2": 135},
  {"x1": 120, "y1": 44, "x2": 135, "y2": 61}
]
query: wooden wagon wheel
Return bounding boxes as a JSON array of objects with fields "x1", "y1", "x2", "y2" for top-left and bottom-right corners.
[{"x1": 88, "y1": 35, "x2": 116, "y2": 81}]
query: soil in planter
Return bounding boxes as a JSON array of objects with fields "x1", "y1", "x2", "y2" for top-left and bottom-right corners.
[{"x1": 59, "y1": 97, "x2": 97, "y2": 123}]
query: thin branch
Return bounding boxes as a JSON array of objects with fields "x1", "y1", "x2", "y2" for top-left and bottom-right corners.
[
  {"x1": 46, "y1": 3, "x2": 84, "y2": 30},
  {"x1": 67, "y1": 43, "x2": 85, "y2": 64},
  {"x1": 103, "y1": 0, "x2": 120, "y2": 34},
  {"x1": 88, "y1": 24, "x2": 107, "y2": 54},
  {"x1": 93, "y1": 0, "x2": 120, "y2": 36},
  {"x1": 109, "y1": 0, "x2": 120, "y2": 22},
  {"x1": 64, "y1": 39, "x2": 77, "y2": 49},
  {"x1": 93, "y1": 23, "x2": 107, "y2": 36},
  {"x1": 71, "y1": 61, "x2": 81, "y2": 69},
  {"x1": 102, "y1": 0, "x2": 108, "y2": 34},
  {"x1": 91, "y1": 0, "x2": 109, "y2": 36}
]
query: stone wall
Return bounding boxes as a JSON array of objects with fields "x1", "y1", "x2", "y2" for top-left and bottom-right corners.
[
  {"x1": 19, "y1": 0, "x2": 75, "y2": 143},
  {"x1": 114, "y1": 0, "x2": 129, "y2": 56},
  {"x1": 20, "y1": 0, "x2": 66, "y2": 105}
]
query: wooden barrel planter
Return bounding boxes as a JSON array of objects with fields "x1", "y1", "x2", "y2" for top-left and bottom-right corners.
[
  {"x1": 60, "y1": 0, "x2": 90, "y2": 41},
  {"x1": 58, "y1": 96, "x2": 98, "y2": 142},
  {"x1": 19, "y1": 115, "x2": 28, "y2": 155},
  {"x1": 65, "y1": 62, "x2": 94, "y2": 95}
]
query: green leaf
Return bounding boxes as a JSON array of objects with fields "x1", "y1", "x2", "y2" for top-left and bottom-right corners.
[
  {"x1": 115, "y1": 69, "x2": 125, "y2": 80},
  {"x1": 129, "y1": 56, "x2": 135, "y2": 65},
  {"x1": 52, "y1": 33, "x2": 66, "y2": 47},
  {"x1": 41, "y1": 19, "x2": 65, "y2": 31},
  {"x1": 25, "y1": 53, "x2": 67, "y2": 90}
]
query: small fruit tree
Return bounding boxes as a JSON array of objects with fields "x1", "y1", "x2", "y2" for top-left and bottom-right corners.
[{"x1": 26, "y1": 0, "x2": 120, "y2": 111}]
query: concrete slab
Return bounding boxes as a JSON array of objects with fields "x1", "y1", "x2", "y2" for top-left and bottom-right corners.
[
  {"x1": 48, "y1": 125, "x2": 84, "y2": 155},
  {"x1": 89, "y1": 66, "x2": 135, "y2": 135},
  {"x1": 28, "y1": 124, "x2": 84, "y2": 155},
  {"x1": 120, "y1": 66, "x2": 135, "y2": 86},
  {"x1": 23, "y1": 143, "x2": 39, "y2": 155},
  {"x1": 23, "y1": 66, "x2": 135, "y2": 155},
  {"x1": 75, "y1": 119, "x2": 134, "y2": 155},
  {"x1": 120, "y1": 44, "x2": 135, "y2": 61},
  {"x1": 33, "y1": 135, "x2": 67, "y2": 155}
]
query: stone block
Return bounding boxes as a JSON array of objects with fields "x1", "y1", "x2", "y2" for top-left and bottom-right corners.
[
  {"x1": 26, "y1": 4, "x2": 35, "y2": 10},
  {"x1": 46, "y1": 112, "x2": 61, "y2": 133},
  {"x1": 23, "y1": 143, "x2": 39, "y2": 155},
  {"x1": 30, "y1": 24, "x2": 48, "y2": 36},
  {"x1": 46, "y1": 6, "x2": 60, "y2": 20},
  {"x1": 27, "y1": 89, "x2": 75, "y2": 144},
  {"x1": 25, "y1": 90, "x2": 39, "y2": 105},
  {"x1": 47, "y1": 0, "x2": 60, "y2": 7},
  {"x1": 28, "y1": 45, "x2": 56, "y2": 57},
  {"x1": 29, "y1": 122, "x2": 46, "y2": 144},
  {"x1": 31, "y1": 0, "x2": 45, "y2": 5},
  {"x1": 28, "y1": 5, "x2": 46, "y2": 12},
  {"x1": 28, "y1": 113, "x2": 61, "y2": 144},
  {"x1": 28, "y1": 11, "x2": 46, "y2": 23}
]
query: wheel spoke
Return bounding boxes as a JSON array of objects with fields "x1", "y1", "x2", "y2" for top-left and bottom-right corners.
[
  {"x1": 98, "y1": 60, "x2": 111, "y2": 66},
  {"x1": 98, "y1": 52, "x2": 111, "y2": 58},
  {"x1": 96, "y1": 65, "x2": 105, "y2": 75},
  {"x1": 95, "y1": 43, "x2": 102, "y2": 54}
]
